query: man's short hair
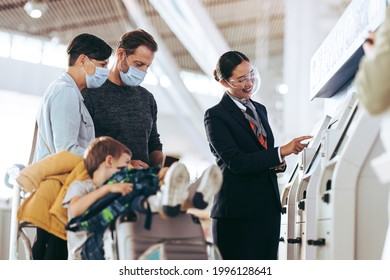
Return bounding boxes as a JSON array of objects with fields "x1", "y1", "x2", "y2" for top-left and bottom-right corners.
[{"x1": 117, "y1": 29, "x2": 158, "y2": 55}]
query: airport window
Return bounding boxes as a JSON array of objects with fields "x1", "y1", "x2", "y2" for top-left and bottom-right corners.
[
  {"x1": 10, "y1": 35, "x2": 42, "y2": 64},
  {"x1": 1, "y1": 31, "x2": 68, "y2": 68}
]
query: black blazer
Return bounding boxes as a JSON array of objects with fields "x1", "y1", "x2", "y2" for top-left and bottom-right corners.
[{"x1": 204, "y1": 93, "x2": 283, "y2": 219}]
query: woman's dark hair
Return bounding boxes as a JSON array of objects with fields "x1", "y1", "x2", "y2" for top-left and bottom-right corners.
[
  {"x1": 117, "y1": 29, "x2": 158, "y2": 55},
  {"x1": 213, "y1": 51, "x2": 250, "y2": 82},
  {"x1": 67, "y1": 33, "x2": 113, "y2": 66}
]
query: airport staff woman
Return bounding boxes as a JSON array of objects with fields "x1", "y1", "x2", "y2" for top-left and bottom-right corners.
[{"x1": 204, "y1": 51, "x2": 311, "y2": 260}]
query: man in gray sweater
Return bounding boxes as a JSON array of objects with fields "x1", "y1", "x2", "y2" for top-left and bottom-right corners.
[{"x1": 83, "y1": 29, "x2": 163, "y2": 168}]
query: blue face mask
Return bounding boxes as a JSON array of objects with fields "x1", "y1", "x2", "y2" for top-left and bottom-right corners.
[
  {"x1": 120, "y1": 66, "x2": 146, "y2": 87},
  {"x1": 83, "y1": 58, "x2": 109, "y2": 88}
]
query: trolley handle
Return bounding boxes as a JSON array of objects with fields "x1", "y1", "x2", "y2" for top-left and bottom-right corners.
[{"x1": 4, "y1": 164, "x2": 25, "y2": 188}]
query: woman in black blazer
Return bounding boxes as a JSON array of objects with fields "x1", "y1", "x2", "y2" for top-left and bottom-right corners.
[{"x1": 205, "y1": 51, "x2": 311, "y2": 260}]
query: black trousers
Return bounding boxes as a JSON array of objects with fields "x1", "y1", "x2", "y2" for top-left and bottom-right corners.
[
  {"x1": 212, "y1": 216, "x2": 280, "y2": 260},
  {"x1": 32, "y1": 228, "x2": 68, "y2": 260}
]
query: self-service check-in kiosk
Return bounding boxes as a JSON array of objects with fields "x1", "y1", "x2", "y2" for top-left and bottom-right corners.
[
  {"x1": 295, "y1": 92, "x2": 358, "y2": 260},
  {"x1": 279, "y1": 116, "x2": 329, "y2": 259},
  {"x1": 279, "y1": 114, "x2": 331, "y2": 260},
  {"x1": 309, "y1": 100, "x2": 388, "y2": 259},
  {"x1": 279, "y1": 162, "x2": 299, "y2": 260},
  {"x1": 279, "y1": 0, "x2": 388, "y2": 260},
  {"x1": 304, "y1": 0, "x2": 389, "y2": 260}
]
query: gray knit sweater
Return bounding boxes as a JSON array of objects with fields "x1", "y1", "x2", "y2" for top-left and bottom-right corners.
[{"x1": 82, "y1": 80, "x2": 163, "y2": 165}]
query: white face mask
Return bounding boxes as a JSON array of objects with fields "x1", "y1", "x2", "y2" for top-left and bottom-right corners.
[
  {"x1": 120, "y1": 66, "x2": 146, "y2": 87},
  {"x1": 83, "y1": 57, "x2": 109, "y2": 88}
]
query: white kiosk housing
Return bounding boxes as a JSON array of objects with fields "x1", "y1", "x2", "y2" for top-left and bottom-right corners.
[
  {"x1": 310, "y1": 99, "x2": 389, "y2": 259},
  {"x1": 279, "y1": 115, "x2": 331, "y2": 260},
  {"x1": 294, "y1": 93, "x2": 358, "y2": 260}
]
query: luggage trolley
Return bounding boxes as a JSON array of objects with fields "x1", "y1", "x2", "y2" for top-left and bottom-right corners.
[
  {"x1": 5, "y1": 128, "x2": 222, "y2": 261},
  {"x1": 6, "y1": 166, "x2": 222, "y2": 260},
  {"x1": 104, "y1": 211, "x2": 222, "y2": 260},
  {"x1": 4, "y1": 122, "x2": 39, "y2": 260},
  {"x1": 4, "y1": 164, "x2": 34, "y2": 260}
]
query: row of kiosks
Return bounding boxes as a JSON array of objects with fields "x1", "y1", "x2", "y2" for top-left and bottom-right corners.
[
  {"x1": 279, "y1": 0, "x2": 389, "y2": 260},
  {"x1": 279, "y1": 90, "x2": 357, "y2": 260}
]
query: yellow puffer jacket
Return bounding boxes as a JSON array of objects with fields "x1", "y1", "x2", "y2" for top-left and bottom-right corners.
[{"x1": 16, "y1": 151, "x2": 89, "y2": 240}]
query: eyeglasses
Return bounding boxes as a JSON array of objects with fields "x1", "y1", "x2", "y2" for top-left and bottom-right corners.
[{"x1": 228, "y1": 69, "x2": 257, "y2": 86}]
